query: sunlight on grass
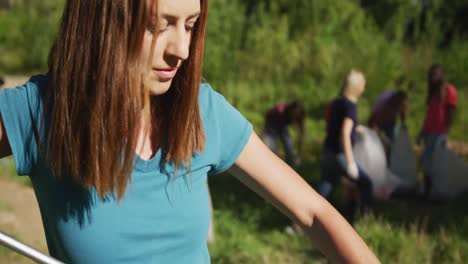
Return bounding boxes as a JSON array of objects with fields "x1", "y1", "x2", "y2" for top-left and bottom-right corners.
[{"x1": 0, "y1": 157, "x2": 31, "y2": 187}]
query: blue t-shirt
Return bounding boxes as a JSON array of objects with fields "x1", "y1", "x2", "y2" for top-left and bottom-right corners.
[
  {"x1": 0, "y1": 75, "x2": 253, "y2": 263},
  {"x1": 324, "y1": 96, "x2": 358, "y2": 154}
]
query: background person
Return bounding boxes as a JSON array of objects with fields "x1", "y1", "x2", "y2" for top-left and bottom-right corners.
[
  {"x1": 261, "y1": 101, "x2": 305, "y2": 167},
  {"x1": 317, "y1": 70, "x2": 374, "y2": 221},
  {"x1": 368, "y1": 90, "x2": 409, "y2": 158},
  {"x1": 418, "y1": 64, "x2": 458, "y2": 198}
]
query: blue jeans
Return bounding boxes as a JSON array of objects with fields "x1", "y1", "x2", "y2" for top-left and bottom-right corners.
[
  {"x1": 420, "y1": 133, "x2": 447, "y2": 197},
  {"x1": 262, "y1": 123, "x2": 298, "y2": 165},
  {"x1": 420, "y1": 133, "x2": 447, "y2": 174},
  {"x1": 316, "y1": 148, "x2": 374, "y2": 212}
]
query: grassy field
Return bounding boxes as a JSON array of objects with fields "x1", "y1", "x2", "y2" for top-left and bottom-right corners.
[
  {"x1": 1, "y1": 149, "x2": 467, "y2": 263},
  {"x1": 208, "y1": 154, "x2": 468, "y2": 263}
]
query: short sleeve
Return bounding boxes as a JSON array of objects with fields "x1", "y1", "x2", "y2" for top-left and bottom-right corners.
[
  {"x1": 198, "y1": 83, "x2": 253, "y2": 174},
  {"x1": 343, "y1": 100, "x2": 357, "y2": 121},
  {"x1": 446, "y1": 84, "x2": 457, "y2": 108},
  {"x1": 0, "y1": 76, "x2": 45, "y2": 175}
]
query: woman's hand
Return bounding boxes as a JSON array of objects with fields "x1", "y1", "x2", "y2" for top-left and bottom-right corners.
[{"x1": 346, "y1": 161, "x2": 359, "y2": 180}]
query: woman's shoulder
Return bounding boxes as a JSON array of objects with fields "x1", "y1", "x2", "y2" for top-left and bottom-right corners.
[
  {"x1": 8, "y1": 74, "x2": 46, "y2": 95},
  {"x1": 28, "y1": 74, "x2": 48, "y2": 85},
  {"x1": 446, "y1": 82, "x2": 457, "y2": 94},
  {"x1": 0, "y1": 74, "x2": 47, "y2": 108},
  {"x1": 198, "y1": 82, "x2": 219, "y2": 99},
  {"x1": 0, "y1": 74, "x2": 48, "y2": 176},
  {"x1": 1, "y1": 74, "x2": 47, "y2": 90},
  {"x1": 333, "y1": 96, "x2": 350, "y2": 107},
  {"x1": 24, "y1": 74, "x2": 48, "y2": 108},
  {"x1": 197, "y1": 82, "x2": 225, "y2": 113},
  {"x1": 445, "y1": 82, "x2": 458, "y2": 106}
]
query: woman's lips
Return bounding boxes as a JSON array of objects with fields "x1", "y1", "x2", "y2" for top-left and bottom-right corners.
[{"x1": 153, "y1": 67, "x2": 177, "y2": 80}]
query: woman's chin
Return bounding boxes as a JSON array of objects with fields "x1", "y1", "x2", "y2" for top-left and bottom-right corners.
[{"x1": 146, "y1": 80, "x2": 172, "y2": 96}]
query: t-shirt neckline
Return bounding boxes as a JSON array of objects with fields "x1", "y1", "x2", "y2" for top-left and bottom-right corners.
[{"x1": 133, "y1": 148, "x2": 162, "y2": 172}]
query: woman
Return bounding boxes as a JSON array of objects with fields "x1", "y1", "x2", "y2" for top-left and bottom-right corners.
[
  {"x1": 318, "y1": 70, "x2": 374, "y2": 221},
  {"x1": 418, "y1": 64, "x2": 458, "y2": 198},
  {"x1": 0, "y1": 0, "x2": 379, "y2": 263}
]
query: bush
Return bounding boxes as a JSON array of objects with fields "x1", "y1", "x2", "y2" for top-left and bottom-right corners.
[{"x1": 0, "y1": 0, "x2": 64, "y2": 74}]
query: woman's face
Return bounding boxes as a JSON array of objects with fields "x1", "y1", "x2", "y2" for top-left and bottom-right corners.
[
  {"x1": 429, "y1": 68, "x2": 445, "y2": 90},
  {"x1": 356, "y1": 79, "x2": 366, "y2": 98},
  {"x1": 142, "y1": 0, "x2": 201, "y2": 95}
]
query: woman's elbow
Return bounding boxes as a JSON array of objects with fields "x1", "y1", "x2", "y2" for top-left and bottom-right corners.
[{"x1": 294, "y1": 193, "x2": 328, "y2": 229}]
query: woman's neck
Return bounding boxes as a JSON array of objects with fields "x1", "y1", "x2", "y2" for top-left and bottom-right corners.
[
  {"x1": 343, "y1": 93, "x2": 358, "y2": 103},
  {"x1": 135, "y1": 113, "x2": 160, "y2": 160}
]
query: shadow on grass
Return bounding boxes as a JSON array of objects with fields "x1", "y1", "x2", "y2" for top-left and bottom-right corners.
[
  {"x1": 373, "y1": 192, "x2": 468, "y2": 237},
  {"x1": 209, "y1": 158, "x2": 323, "y2": 231}
]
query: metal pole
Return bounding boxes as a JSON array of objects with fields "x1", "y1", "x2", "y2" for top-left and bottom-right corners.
[{"x1": 0, "y1": 231, "x2": 63, "y2": 264}]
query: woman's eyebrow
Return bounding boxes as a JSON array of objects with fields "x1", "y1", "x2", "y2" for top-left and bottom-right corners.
[{"x1": 160, "y1": 11, "x2": 200, "y2": 22}]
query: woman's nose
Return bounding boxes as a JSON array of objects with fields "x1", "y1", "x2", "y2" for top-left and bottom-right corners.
[{"x1": 165, "y1": 26, "x2": 190, "y2": 61}]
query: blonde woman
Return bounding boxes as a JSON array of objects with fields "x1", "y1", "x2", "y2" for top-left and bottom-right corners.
[
  {"x1": 0, "y1": 1, "x2": 379, "y2": 263},
  {"x1": 318, "y1": 70, "x2": 374, "y2": 221}
]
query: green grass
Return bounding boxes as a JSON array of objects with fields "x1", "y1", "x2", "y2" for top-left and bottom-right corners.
[
  {"x1": 208, "y1": 151, "x2": 468, "y2": 263},
  {"x1": 0, "y1": 157, "x2": 31, "y2": 187}
]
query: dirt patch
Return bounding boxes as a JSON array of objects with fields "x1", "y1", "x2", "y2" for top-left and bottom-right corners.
[
  {"x1": 1, "y1": 76, "x2": 30, "y2": 89},
  {"x1": 448, "y1": 140, "x2": 468, "y2": 160},
  {"x1": 0, "y1": 177, "x2": 47, "y2": 264}
]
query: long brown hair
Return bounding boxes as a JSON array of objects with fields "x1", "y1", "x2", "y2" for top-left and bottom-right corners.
[
  {"x1": 154, "y1": 0, "x2": 207, "y2": 172},
  {"x1": 45, "y1": 0, "x2": 208, "y2": 200}
]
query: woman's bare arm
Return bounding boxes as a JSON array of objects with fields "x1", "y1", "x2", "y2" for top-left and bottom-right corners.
[
  {"x1": 341, "y1": 117, "x2": 354, "y2": 164},
  {"x1": 229, "y1": 132, "x2": 380, "y2": 263}
]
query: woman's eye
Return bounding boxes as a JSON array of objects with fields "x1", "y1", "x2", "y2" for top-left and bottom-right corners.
[
  {"x1": 185, "y1": 24, "x2": 194, "y2": 32},
  {"x1": 146, "y1": 25, "x2": 167, "y2": 34},
  {"x1": 147, "y1": 25, "x2": 156, "y2": 34}
]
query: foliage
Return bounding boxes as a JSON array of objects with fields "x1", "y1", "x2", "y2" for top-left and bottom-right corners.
[
  {"x1": 203, "y1": 0, "x2": 467, "y2": 140},
  {"x1": 0, "y1": 0, "x2": 64, "y2": 74}
]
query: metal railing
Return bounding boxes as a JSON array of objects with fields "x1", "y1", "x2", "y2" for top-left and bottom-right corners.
[{"x1": 0, "y1": 231, "x2": 63, "y2": 264}]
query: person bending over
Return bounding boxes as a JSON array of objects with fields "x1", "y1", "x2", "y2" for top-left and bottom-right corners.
[
  {"x1": 262, "y1": 101, "x2": 305, "y2": 167},
  {"x1": 368, "y1": 90, "x2": 408, "y2": 145}
]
